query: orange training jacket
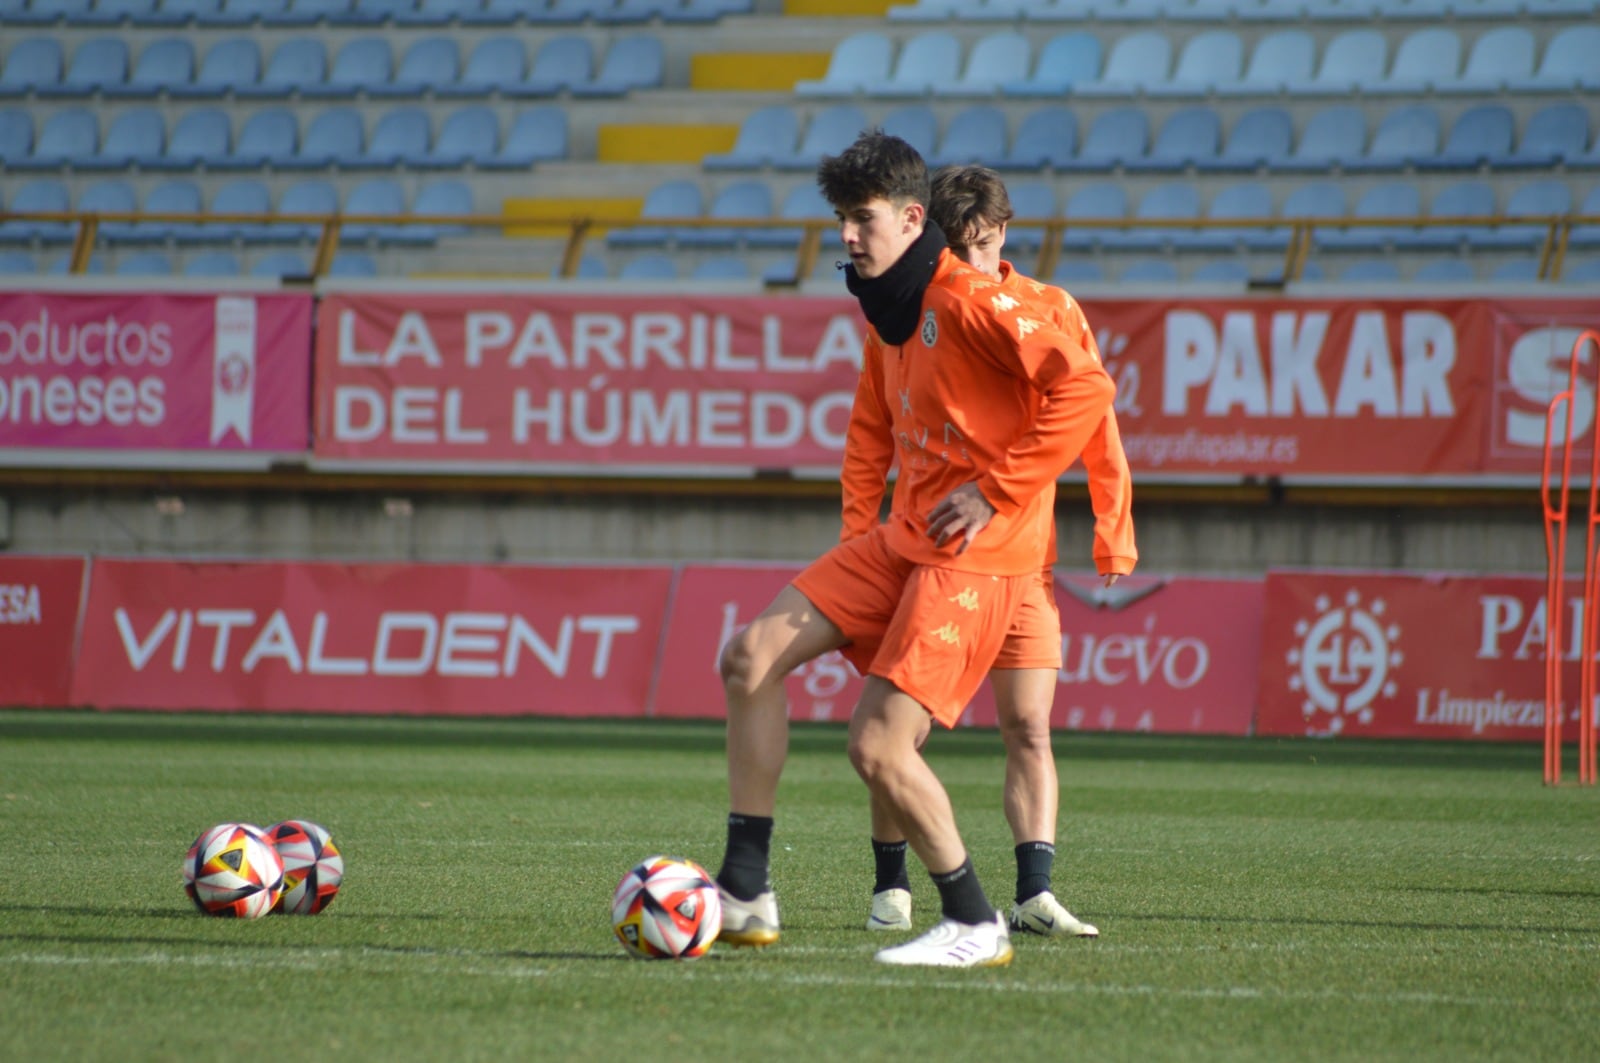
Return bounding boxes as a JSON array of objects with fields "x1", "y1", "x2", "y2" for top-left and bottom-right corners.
[{"x1": 839, "y1": 248, "x2": 1116, "y2": 577}]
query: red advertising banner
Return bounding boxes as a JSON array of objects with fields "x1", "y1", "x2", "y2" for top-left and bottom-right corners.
[
  {"x1": 70, "y1": 559, "x2": 673, "y2": 716},
  {"x1": 1257, "y1": 570, "x2": 1586, "y2": 741},
  {"x1": 310, "y1": 292, "x2": 865, "y2": 474},
  {"x1": 1481, "y1": 301, "x2": 1600, "y2": 475},
  {"x1": 0, "y1": 291, "x2": 312, "y2": 465},
  {"x1": 0, "y1": 555, "x2": 86, "y2": 707}
]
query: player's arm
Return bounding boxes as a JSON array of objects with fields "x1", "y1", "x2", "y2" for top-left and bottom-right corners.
[
  {"x1": 839, "y1": 338, "x2": 896, "y2": 541},
  {"x1": 1082, "y1": 409, "x2": 1137, "y2": 577}
]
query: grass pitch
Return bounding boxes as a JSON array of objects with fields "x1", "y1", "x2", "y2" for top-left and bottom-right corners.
[{"x1": 1, "y1": 710, "x2": 1596, "y2": 1062}]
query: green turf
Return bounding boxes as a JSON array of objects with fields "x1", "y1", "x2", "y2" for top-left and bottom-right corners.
[{"x1": 1, "y1": 710, "x2": 1596, "y2": 1062}]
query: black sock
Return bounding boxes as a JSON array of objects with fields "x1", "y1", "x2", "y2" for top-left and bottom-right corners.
[
  {"x1": 715, "y1": 813, "x2": 773, "y2": 901},
  {"x1": 930, "y1": 857, "x2": 995, "y2": 925},
  {"x1": 1015, "y1": 841, "x2": 1055, "y2": 904},
  {"x1": 872, "y1": 839, "x2": 911, "y2": 894}
]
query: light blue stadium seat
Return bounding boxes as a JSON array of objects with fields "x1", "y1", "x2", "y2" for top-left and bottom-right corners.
[
  {"x1": 184, "y1": 250, "x2": 240, "y2": 275},
  {"x1": 1508, "y1": 25, "x2": 1600, "y2": 93},
  {"x1": 1338, "y1": 259, "x2": 1403, "y2": 282},
  {"x1": 160, "y1": 0, "x2": 224, "y2": 21},
  {"x1": 776, "y1": 103, "x2": 867, "y2": 171},
  {"x1": 289, "y1": 0, "x2": 353, "y2": 22},
  {"x1": 1367, "y1": 27, "x2": 1460, "y2": 95},
  {"x1": 666, "y1": 0, "x2": 753, "y2": 21},
  {"x1": 115, "y1": 250, "x2": 174, "y2": 274},
  {"x1": 1073, "y1": 30, "x2": 1171, "y2": 98},
  {"x1": 1204, "y1": 181, "x2": 1284, "y2": 252},
  {"x1": 1001, "y1": 180, "x2": 1054, "y2": 251},
  {"x1": 705, "y1": 105, "x2": 800, "y2": 170},
  {"x1": 16, "y1": 106, "x2": 96, "y2": 169},
  {"x1": 691, "y1": 255, "x2": 753, "y2": 281},
  {"x1": 380, "y1": 36, "x2": 457, "y2": 95},
  {"x1": 1149, "y1": 29, "x2": 1243, "y2": 98},
  {"x1": 1344, "y1": 104, "x2": 1439, "y2": 173},
  {"x1": 47, "y1": 251, "x2": 109, "y2": 274},
  {"x1": 882, "y1": 104, "x2": 938, "y2": 160},
  {"x1": 1, "y1": 178, "x2": 72, "y2": 242},
  {"x1": 1475, "y1": 179, "x2": 1569, "y2": 251},
  {"x1": 100, "y1": 0, "x2": 173, "y2": 24},
  {"x1": 481, "y1": 104, "x2": 566, "y2": 167},
  {"x1": 1417, "y1": 104, "x2": 1512, "y2": 172},
  {"x1": 236, "y1": 37, "x2": 326, "y2": 97},
  {"x1": 325, "y1": 250, "x2": 377, "y2": 276},
  {"x1": 1060, "y1": 182, "x2": 1127, "y2": 252},
  {"x1": 284, "y1": 106, "x2": 363, "y2": 168},
  {"x1": 341, "y1": 177, "x2": 410, "y2": 242},
  {"x1": 1488, "y1": 258, "x2": 1540, "y2": 283},
  {"x1": 795, "y1": 32, "x2": 893, "y2": 97},
  {"x1": 1095, "y1": 0, "x2": 1170, "y2": 24},
  {"x1": 132, "y1": 178, "x2": 203, "y2": 242},
  {"x1": 1281, "y1": 181, "x2": 1346, "y2": 251},
  {"x1": 17, "y1": 0, "x2": 92, "y2": 22},
  {"x1": 222, "y1": 106, "x2": 296, "y2": 168},
  {"x1": 418, "y1": 104, "x2": 496, "y2": 167},
  {"x1": 1285, "y1": 29, "x2": 1386, "y2": 97},
  {"x1": 1279, "y1": 105, "x2": 1364, "y2": 173},
  {"x1": 1051, "y1": 259, "x2": 1106, "y2": 285},
  {"x1": 356, "y1": 106, "x2": 429, "y2": 167},
  {"x1": 207, "y1": 177, "x2": 275, "y2": 242},
  {"x1": 1000, "y1": 30, "x2": 1099, "y2": 97},
  {"x1": 1302, "y1": 0, "x2": 1383, "y2": 20},
  {"x1": 1191, "y1": 260, "x2": 1251, "y2": 283},
  {"x1": 1197, "y1": 106, "x2": 1291, "y2": 173},
  {"x1": 573, "y1": 34, "x2": 664, "y2": 97},
  {"x1": 886, "y1": 0, "x2": 966, "y2": 20},
  {"x1": 1400, "y1": 179, "x2": 1495, "y2": 251},
  {"x1": 252, "y1": 250, "x2": 308, "y2": 277},
  {"x1": 77, "y1": 178, "x2": 138, "y2": 242},
  {"x1": 747, "y1": 183, "x2": 833, "y2": 251},
  {"x1": 83, "y1": 105, "x2": 165, "y2": 169},
  {"x1": 404, "y1": 0, "x2": 482, "y2": 24},
  {"x1": 1564, "y1": 258, "x2": 1600, "y2": 283},
  {"x1": 1503, "y1": 103, "x2": 1589, "y2": 170},
  {"x1": 108, "y1": 36, "x2": 194, "y2": 98},
  {"x1": 681, "y1": 178, "x2": 772, "y2": 248},
  {"x1": 1120, "y1": 259, "x2": 1180, "y2": 283},
  {"x1": 461, "y1": 0, "x2": 529, "y2": 22},
  {"x1": 173, "y1": 36, "x2": 259, "y2": 97},
  {"x1": 1412, "y1": 259, "x2": 1475, "y2": 283},
  {"x1": 0, "y1": 108, "x2": 33, "y2": 162},
  {"x1": 276, "y1": 179, "x2": 338, "y2": 241},
  {"x1": 619, "y1": 252, "x2": 678, "y2": 280},
  {"x1": 1216, "y1": 28, "x2": 1312, "y2": 98},
  {"x1": 405, "y1": 178, "x2": 472, "y2": 242},
  {"x1": 350, "y1": 0, "x2": 414, "y2": 21},
  {"x1": 44, "y1": 36, "x2": 128, "y2": 97},
  {"x1": 864, "y1": 30, "x2": 959, "y2": 98},
  {"x1": 609, "y1": 178, "x2": 702, "y2": 248},
  {"x1": 1127, "y1": 106, "x2": 1220, "y2": 173},
  {"x1": 217, "y1": 0, "x2": 289, "y2": 25},
  {"x1": 1059, "y1": 106, "x2": 1147, "y2": 172},
  {"x1": 305, "y1": 36, "x2": 391, "y2": 97},
  {"x1": 0, "y1": 37, "x2": 64, "y2": 96},
  {"x1": 936, "y1": 30, "x2": 1027, "y2": 97},
  {"x1": 1566, "y1": 186, "x2": 1600, "y2": 250},
  {"x1": 932, "y1": 105, "x2": 1007, "y2": 167},
  {"x1": 0, "y1": 251, "x2": 37, "y2": 274},
  {"x1": 999, "y1": 105, "x2": 1074, "y2": 170},
  {"x1": 1438, "y1": 26, "x2": 1533, "y2": 95},
  {"x1": 1106, "y1": 183, "x2": 1201, "y2": 252},
  {"x1": 153, "y1": 107, "x2": 230, "y2": 170},
  {"x1": 441, "y1": 38, "x2": 524, "y2": 95},
  {"x1": 1320, "y1": 182, "x2": 1423, "y2": 251},
  {"x1": 515, "y1": 34, "x2": 592, "y2": 95}
]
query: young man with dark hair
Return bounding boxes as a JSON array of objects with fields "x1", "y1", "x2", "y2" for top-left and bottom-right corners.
[
  {"x1": 713, "y1": 132, "x2": 1116, "y2": 967},
  {"x1": 860, "y1": 163, "x2": 1136, "y2": 941}
]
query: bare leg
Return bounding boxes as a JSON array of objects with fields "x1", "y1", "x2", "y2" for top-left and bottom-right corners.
[
  {"x1": 848, "y1": 677, "x2": 967, "y2": 874},
  {"x1": 990, "y1": 667, "x2": 1059, "y2": 846}
]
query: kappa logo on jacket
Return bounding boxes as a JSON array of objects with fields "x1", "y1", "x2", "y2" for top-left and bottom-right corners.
[{"x1": 920, "y1": 309, "x2": 938, "y2": 347}]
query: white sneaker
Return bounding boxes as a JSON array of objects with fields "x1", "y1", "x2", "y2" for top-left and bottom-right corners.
[
  {"x1": 1008, "y1": 891, "x2": 1099, "y2": 938},
  {"x1": 717, "y1": 887, "x2": 780, "y2": 947},
  {"x1": 866, "y1": 888, "x2": 913, "y2": 931},
  {"x1": 874, "y1": 913, "x2": 1013, "y2": 968}
]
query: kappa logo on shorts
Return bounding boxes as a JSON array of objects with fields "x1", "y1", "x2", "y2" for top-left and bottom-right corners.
[
  {"x1": 931, "y1": 623, "x2": 961, "y2": 645},
  {"x1": 948, "y1": 587, "x2": 980, "y2": 611},
  {"x1": 920, "y1": 309, "x2": 938, "y2": 347}
]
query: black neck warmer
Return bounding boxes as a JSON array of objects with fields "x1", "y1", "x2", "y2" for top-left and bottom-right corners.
[{"x1": 843, "y1": 223, "x2": 948, "y2": 346}]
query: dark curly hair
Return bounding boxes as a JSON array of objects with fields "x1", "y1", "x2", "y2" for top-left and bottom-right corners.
[
  {"x1": 816, "y1": 129, "x2": 929, "y2": 212},
  {"x1": 929, "y1": 165, "x2": 1014, "y2": 254}
]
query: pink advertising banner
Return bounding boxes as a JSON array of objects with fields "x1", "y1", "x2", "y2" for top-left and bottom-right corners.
[
  {"x1": 0, "y1": 291, "x2": 311, "y2": 463},
  {"x1": 0, "y1": 555, "x2": 86, "y2": 707},
  {"x1": 70, "y1": 559, "x2": 674, "y2": 716}
]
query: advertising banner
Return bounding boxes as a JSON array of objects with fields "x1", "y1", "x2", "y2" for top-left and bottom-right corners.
[
  {"x1": 70, "y1": 559, "x2": 674, "y2": 716},
  {"x1": 0, "y1": 554, "x2": 86, "y2": 707},
  {"x1": 1480, "y1": 304, "x2": 1600, "y2": 475},
  {"x1": 1257, "y1": 570, "x2": 1584, "y2": 741},
  {"x1": 0, "y1": 291, "x2": 312, "y2": 465}
]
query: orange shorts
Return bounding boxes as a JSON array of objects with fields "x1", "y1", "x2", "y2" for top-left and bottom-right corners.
[
  {"x1": 792, "y1": 528, "x2": 1029, "y2": 728},
  {"x1": 990, "y1": 568, "x2": 1063, "y2": 671}
]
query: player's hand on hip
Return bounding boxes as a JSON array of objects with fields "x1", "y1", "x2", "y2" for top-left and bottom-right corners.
[{"x1": 926, "y1": 483, "x2": 996, "y2": 555}]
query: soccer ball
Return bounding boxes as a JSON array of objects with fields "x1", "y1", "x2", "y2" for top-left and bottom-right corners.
[
  {"x1": 611, "y1": 855, "x2": 722, "y2": 960},
  {"x1": 183, "y1": 823, "x2": 284, "y2": 919},
  {"x1": 264, "y1": 819, "x2": 345, "y2": 915}
]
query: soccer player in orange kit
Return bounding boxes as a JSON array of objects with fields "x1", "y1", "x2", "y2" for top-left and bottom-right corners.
[
  {"x1": 713, "y1": 131, "x2": 1116, "y2": 967},
  {"x1": 860, "y1": 164, "x2": 1136, "y2": 940}
]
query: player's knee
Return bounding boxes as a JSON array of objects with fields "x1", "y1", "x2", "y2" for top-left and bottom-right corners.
[
  {"x1": 1001, "y1": 714, "x2": 1053, "y2": 758},
  {"x1": 847, "y1": 730, "x2": 898, "y2": 788},
  {"x1": 719, "y1": 626, "x2": 778, "y2": 701}
]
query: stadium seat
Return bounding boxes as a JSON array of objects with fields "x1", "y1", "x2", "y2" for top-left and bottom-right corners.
[
  {"x1": 1000, "y1": 30, "x2": 1099, "y2": 97},
  {"x1": 0, "y1": 250, "x2": 37, "y2": 273},
  {"x1": 1400, "y1": 179, "x2": 1496, "y2": 251},
  {"x1": 1191, "y1": 260, "x2": 1251, "y2": 284},
  {"x1": 154, "y1": 107, "x2": 231, "y2": 170},
  {"x1": 1127, "y1": 106, "x2": 1220, "y2": 173},
  {"x1": 350, "y1": 0, "x2": 413, "y2": 21},
  {"x1": 440, "y1": 37, "x2": 524, "y2": 95},
  {"x1": 776, "y1": 104, "x2": 867, "y2": 171},
  {"x1": 1417, "y1": 104, "x2": 1514, "y2": 172},
  {"x1": 0, "y1": 178, "x2": 72, "y2": 243},
  {"x1": 705, "y1": 104, "x2": 800, "y2": 170},
  {"x1": 1197, "y1": 106, "x2": 1292, "y2": 173},
  {"x1": 416, "y1": 104, "x2": 495, "y2": 167},
  {"x1": 691, "y1": 255, "x2": 753, "y2": 281},
  {"x1": 795, "y1": 31, "x2": 893, "y2": 97},
  {"x1": 516, "y1": 34, "x2": 592, "y2": 95},
  {"x1": 1321, "y1": 182, "x2": 1423, "y2": 251},
  {"x1": 405, "y1": 179, "x2": 472, "y2": 242},
  {"x1": 1107, "y1": 183, "x2": 1202, "y2": 252},
  {"x1": 1488, "y1": 258, "x2": 1540, "y2": 282},
  {"x1": 864, "y1": 31, "x2": 959, "y2": 98},
  {"x1": 1281, "y1": 181, "x2": 1346, "y2": 250},
  {"x1": 327, "y1": 250, "x2": 379, "y2": 276},
  {"x1": 1345, "y1": 104, "x2": 1439, "y2": 173},
  {"x1": 1439, "y1": 26, "x2": 1533, "y2": 94},
  {"x1": 481, "y1": 104, "x2": 566, "y2": 167},
  {"x1": 937, "y1": 30, "x2": 1027, "y2": 97},
  {"x1": 573, "y1": 34, "x2": 664, "y2": 97},
  {"x1": 115, "y1": 251, "x2": 174, "y2": 275},
  {"x1": 251, "y1": 250, "x2": 308, "y2": 277},
  {"x1": 207, "y1": 178, "x2": 275, "y2": 242},
  {"x1": 1051, "y1": 259, "x2": 1106, "y2": 285},
  {"x1": 44, "y1": 36, "x2": 129, "y2": 97},
  {"x1": 609, "y1": 178, "x2": 702, "y2": 248},
  {"x1": 15, "y1": 106, "x2": 96, "y2": 169},
  {"x1": 405, "y1": 0, "x2": 483, "y2": 24},
  {"x1": 1203, "y1": 181, "x2": 1285, "y2": 252},
  {"x1": 1285, "y1": 29, "x2": 1387, "y2": 96},
  {"x1": 1367, "y1": 28, "x2": 1460, "y2": 94},
  {"x1": 1412, "y1": 258, "x2": 1476, "y2": 283},
  {"x1": 932, "y1": 105, "x2": 1007, "y2": 167},
  {"x1": 1216, "y1": 29, "x2": 1313, "y2": 97},
  {"x1": 1566, "y1": 186, "x2": 1600, "y2": 250},
  {"x1": 1149, "y1": 29, "x2": 1243, "y2": 98},
  {"x1": 221, "y1": 106, "x2": 297, "y2": 168},
  {"x1": 1060, "y1": 182, "x2": 1127, "y2": 252},
  {"x1": 305, "y1": 36, "x2": 391, "y2": 97},
  {"x1": 217, "y1": 0, "x2": 290, "y2": 26},
  {"x1": 131, "y1": 178, "x2": 203, "y2": 242},
  {"x1": 886, "y1": 0, "x2": 966, "y2": 20},
  {"x1": 77, "y1": 178, "x2": 139, "y2": 242},
  {"x1": 356, "y1": 106, "x2": 430, "y2": 167},
  {"x1": 160, "y1": 0, "x2": 226, "y2": 22},
  {"x1": 882, "y1": 104, "x2": 938, "y2": 160},
  {"x1": 1563, "y1": 258, "x2": 1600, "y2": 283},
  {"x1": 83, "y1": 106, "x2": 165, "y2": 169},
  {"x1": 1073, "y1": 30, "x2": 1171, "y2": 98},
  {"x1": 0, "y1": 108, "x2": 33, "y2": 162},
  {"x1": 1502, "y1": 103, "x2": 1589, "y2": 169},
  {"x1": 1001, "y1": 180, "x2": 1054, "y2": 251},
  {"x1": 1120, "y1": 259, "x2": 1180, "y2": 283},
  {"x1": 999, "y1": 105, "x2": 1073, "y2": 170},
  {"x1": 17, "y1": 0, "x2": 93, "y2": 23},
  {"x1": 291, "y1": 0, "x2": 356, "y2": 23},
  {"x1": 1338, "y1": 259, "x2": 1403, "y2": 282},
  {"x1": 172, "y1": 36, "x2": 260, "y2": 97},
  {"x1": 1508, "y1": 25, "x2": 1600, "y2": 93},
  {"x1": 1278, "y1": 105, "x2": 1364, "y2": 173},
  {"x1": 276, "y1": 179, "x2": 339, "y2": 241},
  {"x1": 380, "y1": 36, "x2": 458, "y2": 95},
  {"x1": 108, "y1": 36, "x2": 194, "y2": 98},
  {"x1": 1473, "y1": 179, "x2": 1570, "y2": 251},
  {"x1": 0, "y1": 37, "x2": 64, "y2": 96},
  {"x1": 285, "y1": 106, "x2": 364, "y2": 168},
  {"x1": 619, "y1": 252, "x2": 678, "y2": 280},
  {"x1": 236, "y1": 37, "x2": 326, "y2": 97},
  {"x1": 1059, "y1": 106, "x2": 1147, "y2": 172},
  {"x1": 340, "y1": 178, "x2": 410, "y2": 242},
  {"x1": 680, "y1": 178, "x2": 772, "y2": 248},
  {"x1": 747, "y1": 183, "x2": 833, "y2": 251},
  {"x1": 1096, "y1": 0, "x2": 1171, "y2": 25}
]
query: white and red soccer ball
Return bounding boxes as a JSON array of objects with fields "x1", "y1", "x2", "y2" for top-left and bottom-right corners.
[
  {"x1": 264, "y1": 819, "x2": 345, "y2": 915},
  {"x1": 182, "y1": 823, "x2": 284, "y2": 919},
  {"x1": 611, "y1": 855, "x2": 722, "y2": 960}
]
